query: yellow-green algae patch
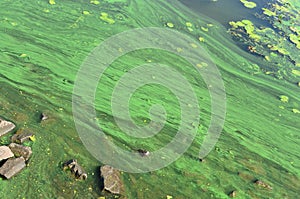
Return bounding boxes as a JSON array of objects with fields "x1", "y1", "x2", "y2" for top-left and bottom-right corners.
[
  {"x1": 99, "y1": 12, "x2": 115, "y2": 24},
  {"x1": 280, "y1": 95, "x2": 289, "y2": 103}
]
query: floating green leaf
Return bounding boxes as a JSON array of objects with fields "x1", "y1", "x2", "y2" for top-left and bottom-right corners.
[
  {"x1": 292, "y1": 70, "x2": 300, "y2": 76},
  {"x1": 277, "y1": 48, "x2": 289, "y2": 55},
  {"x1": 240, "y1": 0, "x2": 257, "y2": 9},
  {"x1": 262, "y1": 8, "x2": 276, "y2": 16},
  {"x1": 289, "y1": 34, "x2": 300, "y2": 45},
  {"x1": 241, "y1": 19, "x2": 253, "y2": 25},
  {"x1": 245, "y1": 24, "x2": 254, "y2": 34},
  {"x1": 249, "y1": 32, "x2": 261, "y2": 41},
  {"x1": 268, "y1": 45, "x2": 279, "y2": 51}
]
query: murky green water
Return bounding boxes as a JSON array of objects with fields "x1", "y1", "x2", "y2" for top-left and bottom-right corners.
[{"x1": 0, "y1": 0, "x2": 299, "y2": 198}]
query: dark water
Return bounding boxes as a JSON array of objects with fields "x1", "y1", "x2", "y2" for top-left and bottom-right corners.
[{"x1": 179, "y1": 0, "x2": 271, "y2": 26}]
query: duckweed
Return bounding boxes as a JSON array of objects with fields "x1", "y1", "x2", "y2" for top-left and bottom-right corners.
[
  {"x1": 82, "y1": 11, "x2": 90, "y2": 15},
  {"x1": 292, "y1": 109, "x2": 300, "y2": 114},
  {"x1": 100, "y1": 12, "x2": 115, "y2": 24},
  {"x1": 90, "y1": 0, "x2": 100, "y2": 5},
  {"x1": 280, "y1": 95, "x2": 289, "y2": 103},
  {"x1": 166, "y1": 22, "x2": 174, "y2": 28},
  {"x1": 198, "y1": 37, "x2": 205, "y2": 42},
  {"x1": 49, "y1": 0, "x2": 56, "y2": 5},
  {"x1": 201, "y1": 27, "x2": 208, "y2": 32},
  {"x1": 185, "y1": 22, "x2": 193, "y2": 27}
]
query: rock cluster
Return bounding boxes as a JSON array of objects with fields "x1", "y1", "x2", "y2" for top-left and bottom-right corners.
[
  {"x1": 63, "y1": 159, "x2": 87, "y2": 180},
  {"x1": 0, "y1": 118, "x2": 33, "y2": 179}
]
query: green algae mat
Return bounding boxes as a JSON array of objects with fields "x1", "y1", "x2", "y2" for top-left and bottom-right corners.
[{"x1": 0, "y1": 0, "x2": 299, "y2": 198}]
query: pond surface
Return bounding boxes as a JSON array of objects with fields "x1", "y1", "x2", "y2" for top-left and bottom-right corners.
[{"x1": 0, "y1": 0, "x2": 299, "y2": 198}]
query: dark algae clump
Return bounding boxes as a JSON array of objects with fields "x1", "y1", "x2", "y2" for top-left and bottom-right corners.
[{"x1": 0, "y1": 0, "x2": 299, "y2": 198}]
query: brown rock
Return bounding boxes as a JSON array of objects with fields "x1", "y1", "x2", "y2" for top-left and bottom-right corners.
[
  {"x1": 100, "y1": 165, "x2": 124, "y2": 195},
  {"x1": 0, "y1": 157, "x2": 26, "y2": 179},
  {"x1": 11, "y1": 130, "x2": 34, "y2": 144},
  {"x1": 8, "y1": 143, "x2": 32, "y2": 161},
  {"x1": 254, "y1": 179, "x2": 273, "y2": 190},
  {"x1": 0, "y1": 146, "x2": 14, "y2": 161},
  {"x1": 0, "y1": 118, "x2": 15, "y2": 137}
]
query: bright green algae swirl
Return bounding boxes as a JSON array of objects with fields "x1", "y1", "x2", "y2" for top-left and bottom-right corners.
[{"x1": 0, "y1": 0, "x2": 299, "y2": 198}]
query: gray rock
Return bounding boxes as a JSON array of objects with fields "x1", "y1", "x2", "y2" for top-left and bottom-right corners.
[
  {"x1": 137, "y1": 149, "x2": 150, "y2": 157},
  {"x1": 0, "y1": 146, "x2": 14, "y2": 161},
  {"x1": 40, "y1": 113, "x2": 48, "y2": 121},
  {"x1": 63, "y1": 159, "x2": 87, "y2": 180},
  {"x1": 8, "y1": 143, "x2": 32, "y2": 161},
  {"x1": 0, "y1": 118, "x2": 16, "y2": 137},
  {"x1": 229, "y1": 190, "x2": 237, "y2": 197},
  {"x1": 11, "y1": 131, "x2": 34, "y2": 144},
  {"x1": 0, "y1": 157, "x2": 26, "y2": 179},
  {"x1": 100, "y1": 165, "x2": 124, "y2": 195}
]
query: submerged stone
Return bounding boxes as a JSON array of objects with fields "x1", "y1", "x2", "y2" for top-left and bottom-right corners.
[
  {"x1": 9, "y1": 143, "x2": 32, "y2": 161},
  {"x1": 63, "y1": 159, "x2": 87, "y2": 180},
  {"x1": 137, "y1": 149, "x2": 150, "y2": 157},
  {"x1": 254, "y1": 179, "x2": 273, "y2": 190},
  {"x1": 11, "y1": 130, "x2": 34, "y2": 144},
  {"x1": 229, "y1": 190, "x2": 237, "y2": 197},
  {"x1": 0, "y1": 146, "x2": 14, "y2": 162},
  {"x1": 0, "y1": 157, "x2": 26, "y2": 179},
  {"x1": 40, "y1": 113, "x2": 48, "y2": 121},
  {"x1": 0, "y1": 118, "x2": 16, "y2": 137},
  {"x1": 100, "y1": 165, "x2": 124, "y2": 195}
]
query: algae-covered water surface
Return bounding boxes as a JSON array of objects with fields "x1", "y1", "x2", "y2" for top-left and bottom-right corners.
[{"x1": 0, "y1": 0, "x2": 299, "y2": 198}]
